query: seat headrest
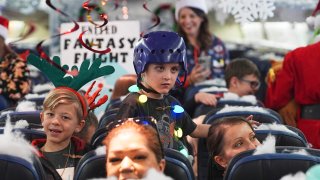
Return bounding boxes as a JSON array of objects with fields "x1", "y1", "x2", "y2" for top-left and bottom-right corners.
[
  {"x1": 0, "y1": 95, "x2": 9, "y2": 110},
  {"x1": 217, "y1": 100, "x2": 254, "y2": 107},
  {"x1": 105, "y1": 99, "x2": 122, "y2": 111},
  {"x1": 255, "y1": 129, "x2": 308, "y2": 147},
  {"x1": 0, "y1": 128, "x2": 46, "y2": 142},
  {"x1": 98, "y1": 113, "x2": 117, "y2": 129},
  {"x1": 0, "y1": 111, "x2": 42, "y2": 128},
  {"x1": 204, "y1": 107, "x2": 282, "y2": 124},
  {"x1": 224, "y1": 147, "x2": 320, "y2": 180},
  {"x1": 74, "y1": 148, "x2": 194, "y2": 180},
  {"x1": 164, "y1": 148, "x2": 194, "y2": 180},
  {"x1": 21, "y1": 97, "x2": 45, "y2": 110},
  {"x1": 0, "y1": 154, "x2": 45, "y2": 180},
  {"x1": 74, "y1": 150, "x2": 106, "y2": 180},
  {"x1": 90, "y1": 127, "x2": 107, "y2": 149}
]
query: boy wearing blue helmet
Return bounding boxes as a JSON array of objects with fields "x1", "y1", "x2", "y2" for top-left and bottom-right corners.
[{"x1": 116, "y1": 31, "x2": 209, "y2": 152}]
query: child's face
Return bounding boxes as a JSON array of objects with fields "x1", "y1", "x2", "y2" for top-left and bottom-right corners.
[
  {"x1": 236, "y1": 74, "x2": 260, "y2": 96},
  {"x1": 106, "y1": 130, "x2": 165, "y2": 179},
  {"x1": 41, "y1": 103, "x2": 84, "y2": 148},
  {"x1": 214, "y1": 122, "x2": 260, "y2": 168},
  {"x1": 142, "y1": 63, "x2": 180, "y2": 94}
]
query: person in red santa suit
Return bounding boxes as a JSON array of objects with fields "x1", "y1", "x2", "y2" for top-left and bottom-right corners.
[{"x1": 266, "y1": 1, "x2": 320, "y2": 149}]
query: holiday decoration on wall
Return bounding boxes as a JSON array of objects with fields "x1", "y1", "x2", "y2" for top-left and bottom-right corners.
[
  {"x1": 214, "y1": 0, "x2": 276, "y2": 23},
  {"x1": 152, "y1": 3, "x2": 176, "y2": 31},
  {"x1": 6, "y1": 0, "x2": 41, "y2": 14},
  {"x1": 207, "y1": 1, "x2": 229, "y2": 25}
]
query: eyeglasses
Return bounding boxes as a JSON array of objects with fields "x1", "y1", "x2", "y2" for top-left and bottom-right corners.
[
  {"x1": 105, "y1": 116, "x2": 164, "y2": 158},
  {"x1": 240, "y1": 78, "x2": 261, "y2": 89}
]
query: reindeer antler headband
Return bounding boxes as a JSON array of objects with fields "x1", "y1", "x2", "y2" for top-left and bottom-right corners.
[{"x1": 27, "y1": 54, "x2": 115, "y2": 118}]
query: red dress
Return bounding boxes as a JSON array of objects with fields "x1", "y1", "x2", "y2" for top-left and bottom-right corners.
[{"x1": 266, "y1": 41, "x2": 320, "y2": 148}]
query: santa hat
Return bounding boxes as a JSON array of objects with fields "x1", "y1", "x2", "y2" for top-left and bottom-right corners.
[
  {"x1": 306, "y1": 0, "x2": 320, "y2": 43},
  {"x1": 0, "y1": 16, "x2": 9, "y2": 40},
  {"x1": 175, "y1": 0, "x2": 208, "y2": 20}
]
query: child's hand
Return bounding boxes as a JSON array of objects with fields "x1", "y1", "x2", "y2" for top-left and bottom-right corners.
[
  {"x1": 194, "y1": 92, "x2": 217, "y2": 106},
  {"x1": 246, "y1": 115, "x2": 261, "y2": 128}
]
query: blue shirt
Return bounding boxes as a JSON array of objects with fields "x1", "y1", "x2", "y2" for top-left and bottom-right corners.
[{"x1": 185, "y1": 36, "x2": 229, "y2": 79}]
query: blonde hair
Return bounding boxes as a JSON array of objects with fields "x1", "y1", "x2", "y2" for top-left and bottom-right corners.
[{"x1": 43, "y1": 88, "x2": 85, "y2": 121}]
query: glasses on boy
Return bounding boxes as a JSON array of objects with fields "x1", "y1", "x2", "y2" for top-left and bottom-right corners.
[{"x1": 240, "y1": 78, "x2": 261, "y2": 90}]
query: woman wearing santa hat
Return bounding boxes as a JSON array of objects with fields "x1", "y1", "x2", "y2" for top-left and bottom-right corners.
[
  {"x1": 175, "y1": 0, "x2": 229, "y2": 85},
  {"x1": 266, "y1": 0, "x2": 320, "y2": 149},
  {"x1": 174, "y1": 0, "x2": 229, "y2": 114},
  {"x1": 0, "y1": 16, "x2": 30, "y2": 110}
]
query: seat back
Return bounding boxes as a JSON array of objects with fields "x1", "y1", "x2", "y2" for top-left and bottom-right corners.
[
  {"x1": 98, "y1": 111, "x2": 118, "y2": 129},
  {"x1": 217, "y1": 99, "x2": 256, "y2": 107},
  {"x1": 286, "y1": 125, "x2": 308, "y2": 143},
  {"x1": 74, "y1": 150, "x2": 106, "y2": 180},
  {"x1": 194, "y1": 100, "x2": 256, "y2": 117},
  {"x1": 105, "y1": 99, "x2": 122, "y2": 111},
  {"x1": 100, "y1": 108, "x2": 119, "y2": 121},
  {"x1": 90, "y1": 127, "x2": 107, "y2": 149},
  {"x1": 255, "y1": 129, "x2": 308, "y2": 147},
  {"x1": 204, "y1": 106, "x2": 283, "y2": 124},
  {"x1": 0, "y1": 111, "x2": 42, "y2": 128},
  {"x1": 193, "y1": 105, "x2": 220, "y2": 117},
  {"x1": 184, "y1": 85, "x2": 209, "y2": 103},
  {"x1": 29, "y1": 71, "x2": 50, "y2": 87},
  {"x1": 0, "y1": 154, "x2": 45, "y2": 180},
  {"x1": 0, "y1": 95, "x2": 9, "y2": 111},
  {"x1": 21, "y1": 97, "x2": 45, "y2": 110},
  {"x1": 75, "y1": 148, "x2": 194, "y2": 180},
  {"x1": 224, "y1": 147, "x2": 320, "y2": 180},
  {"x1": 197, "y1": 136, "x2": 210, "y2": 180},
  {"x1": 184, "y1": 85, "x2": 226, "y2": 103},
  {"x1": 164, "y1": 148, "x2": 194, "y2": 180},
  {"x1": 0, "y1": 128, "x2": 45, "y2": 142}
]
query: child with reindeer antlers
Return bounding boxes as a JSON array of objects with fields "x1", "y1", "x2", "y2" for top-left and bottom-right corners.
[{"x1": 28, "y1": 54, "x2": 115, "y2": 180}]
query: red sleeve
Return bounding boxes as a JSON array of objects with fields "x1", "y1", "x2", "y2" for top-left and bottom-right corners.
[
  {"x1": 180, "y1": 74, "x2": 190, "y2": 88},
  {"x1": 265, "y1": 52, "x2": 295, "y2": 110}
]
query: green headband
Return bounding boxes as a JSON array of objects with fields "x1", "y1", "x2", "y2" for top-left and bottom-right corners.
[{"x1": 27, "y1": 54, "x2": 115, "y2": 118}]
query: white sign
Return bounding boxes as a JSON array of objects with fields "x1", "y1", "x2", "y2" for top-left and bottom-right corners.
[
  {"x1": 60, "y1": 21, "x2": 139, "y2": 70},
  {"x1": 60, "y1": 21, "x2": 140, "y2": 117}
]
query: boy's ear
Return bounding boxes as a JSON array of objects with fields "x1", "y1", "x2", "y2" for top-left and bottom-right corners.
[
  {"x1": 230, "y1": 76, "x2": 238, "y2": 88},
  {"x1": 75, "y1": 119, "x2": 85, "y2": 133},
  {"x1": 40, "y1": 112, "x2": 44, "y2": 124}
]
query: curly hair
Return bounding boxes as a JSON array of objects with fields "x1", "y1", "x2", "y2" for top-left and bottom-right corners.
[{"x1": 103, "y1": 121, "x2": 163, "y2": 162}]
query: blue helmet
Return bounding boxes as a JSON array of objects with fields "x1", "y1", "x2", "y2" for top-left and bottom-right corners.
[{"x1": 133, "y1": 31, "x2": 187, "y2": 85}]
